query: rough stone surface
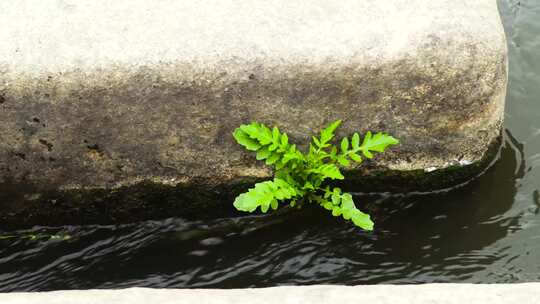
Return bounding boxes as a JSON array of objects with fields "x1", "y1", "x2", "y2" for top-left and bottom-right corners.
[
  {"x1": 0, "y1": 0, "x2": 507, "y2": 224},
  {"x1": 0, "y1": 284, "x2": 539, "y2": 304}
]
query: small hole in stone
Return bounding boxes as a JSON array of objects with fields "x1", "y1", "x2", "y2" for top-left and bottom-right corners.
[
  {"x1": 39, "y1": 139, "x2": 53, "y2": 151},
  {"x1": 87, "y1": 144, "x2": 100, "y2": 150},
  {"x1": 14, "y1": 152, "x2": 26, "y2": 160},
  {"x1": 86, "y1": 144, "x2": 105, "y2": 160}
]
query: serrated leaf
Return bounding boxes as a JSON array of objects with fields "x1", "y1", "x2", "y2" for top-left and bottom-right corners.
[
  {"x1": 258, "y1": 125, "x2": 274, "y2": 145},
  {"x1": 337, "y1": 155, "x2": 350, "y2": 167},
  {"x1": 362, "y1": 149, "x2": 374, "y2": 159},
  {"x1": 233, "y1": 179, "x2": 298, "y2": 213},
  {"x1": 281, "y1": 133, "x2": 288, "y2": 147},
  {"x1": 331, "y1": 192, "x2": 340, "y2": 206},
  {"x1": 238, "y1": 122, "x2": 273, "y2": 145},
  {"x1": 309, "y1": 144, "x2": 316, "y2": 154},
  {"x1": 322, "y1": 201, "x2": 333, "y2": 210},
  {"x1": 270, "y1": 199, "x2": 279, "y2": 210},
  {"x1": 275, "y1": 179, "x2": 296, "y2": 198},
  {"x1": 233, "y1": 192, "x2": 257, "y2": 212},
  {"x1": 340, "y1": 193, "x2": 355, "y2": 210},
  {"x1": 239, "y1": 124, "x2": 260, "y2": 138},
  {"x1": 330, "y1": 146, "x2": 338, "y2": 158},
  {"x1": 349, "y1": 153, "x2": 362, "y2": 163},
  {"x1": 303, "y1": 181, "x2": 315, "y2": 190},
  {"x1": 265, "y1": 152, "x2": 280, "y2": 165},
  {"x1": 282, "y1": 153, "x2": 297, "y2": 164},
  {"x1": 320, "y1": 120, "x2": 342, "y2": 144},
  {"x1": 312, "y1": 136, "x2": 322, "y2": 147},
  {"x1": 361, "y1": 131, "x2": 372, "y2": 146},
  {"x1": 352, "y1": 133, "x2": 360, "y2": 149},
  {"x1": 272, "y1": 126, "x2": 280, "y2": 141},
  {"x1": 289, "y1": 144, "x2": 296, "y2": 152},
  {"x1": 323, "y1": 186, "x2": 332, "y2": 199},
  {"x1": 268, "y1": 141, "x2": 279, "y2": 151},
  {"x1": 275, "y1": 160, "x2": 286, "y2": 170},
  {"x1": 314, "y1": 164, "x2": 344, "y2": 180},
  {"x1": 352, "y1": 212, "x2": 374, "y2": 231},
  {"x1": 256, "y1": 147, "x2": 271, "y2": 160},
  {"x1": 340, "y1": 137, "x2": 349, "y2": 153},
  {"x1": 331, "y1": 206, "x2": 342, "y2": 217},
  {"x1": 360, "y1": 131, "x2": 399, "y2": 158},
  {"x1": 342, "y1": 208, "x2": 353, "y2": 220},
  {"x1": 233, "y1": 129, "x2": 261, "y2": 151}
]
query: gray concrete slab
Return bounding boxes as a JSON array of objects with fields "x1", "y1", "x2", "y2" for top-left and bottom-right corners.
[{"x1": 0, "y1": 284, "x2": 538, "y2": 304}]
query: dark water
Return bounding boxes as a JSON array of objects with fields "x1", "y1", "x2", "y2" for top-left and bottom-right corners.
[{"x1": 1, "y1": 0, "x2": 539, "y2": 291}]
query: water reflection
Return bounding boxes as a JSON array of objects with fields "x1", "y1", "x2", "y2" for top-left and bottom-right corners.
[{"x1": 355, "y1": 130, "x2": 525, "y2": 283}]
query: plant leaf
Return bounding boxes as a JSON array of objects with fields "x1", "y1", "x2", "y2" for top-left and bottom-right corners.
[
  {"x1": 337, "y1": 155, "x2": 350, "y2": 167},
  {"x1": 322, "y1": 201, "x2": 333, "y2": 210},
  {"x1": 360, "y1": 131, "x2": 399, "y2": 158},
  {"x1": 352, "y1": 133, "x2": 360, "y2": 149},
  {"x1": 270, "y1": 199, "x2": 279, "y2": 210},
  {"x1": 272, "y1": 127, "x2": 280, "y2": 141},
  {"x1": 312, "y1": 164, "x2": 344, "y2": 180},
  {"x1": 256, "y1": 147, "x2": 271, "y2": 160},
  {"x1": 233, "y1": 120, "x2": 393, "y2": 231},
  {"x1": 320, "y1": 120, "x2": 342, "y2": 144},
  {"x1": 233, "y1": 179, "x2": 298, "y2": 213},
  {"x1": 233, "y1": 129, "x2": 261, "y2": 151},
  {"x1": 312, "y1": 136, "x2": 322, "y2": 148},
  {"x1": 340, "y1": 137, "x2": 349, "y2": 153},
  {"x1": 281, "y1": 133, "x2": 289, "y2": 147},
  {"x1": 332, "y1": 206, "x2": 342, "y2": 217},
  {"x1": 349, "y1": 152, "x2": 362, "y2": 163},
  {"x1": 352, "y1": 212, "x2": 374, "y2": 231},
  {"x1": 265, "y1": 153, "x2": 280, "y2": 165}
]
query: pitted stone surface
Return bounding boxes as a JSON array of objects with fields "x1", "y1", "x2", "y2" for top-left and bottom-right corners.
[{"x1": 0, "y1": 0, "x2": 506, "y2": 191}]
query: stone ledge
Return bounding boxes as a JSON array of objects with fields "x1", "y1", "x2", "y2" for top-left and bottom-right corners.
[{"x1": 0, "y1": 0, "x2": 507, "y2": 226}]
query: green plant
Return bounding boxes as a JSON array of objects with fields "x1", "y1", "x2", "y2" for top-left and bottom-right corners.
[{"x1": 232, "y1": 120, "x2": 399, "y2": 231}]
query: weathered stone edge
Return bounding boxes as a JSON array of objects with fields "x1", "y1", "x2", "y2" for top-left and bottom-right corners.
[
  {"x1": 0, "y1": 132, "x2": 502, "y2": 230},
  {"x1": 343, "y1": 129, "x2": 503, "y2": 192}
]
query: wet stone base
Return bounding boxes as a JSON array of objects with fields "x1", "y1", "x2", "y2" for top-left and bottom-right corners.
[{"x1": 0, "y1": 135, "x2": 501, "y2": 230}]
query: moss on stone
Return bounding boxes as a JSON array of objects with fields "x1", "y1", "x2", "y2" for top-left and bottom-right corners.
[{"x1": 0, "y1": 134, "x2": 501, "y2": 230}]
